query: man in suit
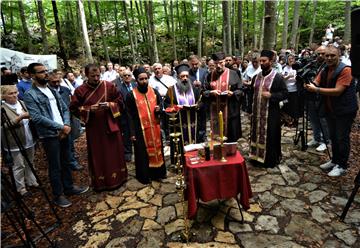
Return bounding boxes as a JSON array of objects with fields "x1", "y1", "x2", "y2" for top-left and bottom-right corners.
[
  {"x1": 188, "y1": 55, "x2": 208, "y2": 142},
  {"x1": 114, "y1": 69, "x2": 137, "y2": 162}
]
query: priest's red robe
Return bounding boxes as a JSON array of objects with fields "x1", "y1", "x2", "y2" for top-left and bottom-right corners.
[{"x1": 70, "y1": 81, "x2": 127, "y2": 190}]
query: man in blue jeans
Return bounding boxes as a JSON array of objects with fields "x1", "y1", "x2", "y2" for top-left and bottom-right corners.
[
  {"x1": 24, "y1": 63, "x2": 88, "y2": 207},
  {"x1": 304, "y1": 46, "x2": 358, "y2": 177}
]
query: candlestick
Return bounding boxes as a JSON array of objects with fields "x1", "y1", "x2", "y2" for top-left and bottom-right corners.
[{"x1": 219, "y1": 111, "x2": 224, "y2": 139}]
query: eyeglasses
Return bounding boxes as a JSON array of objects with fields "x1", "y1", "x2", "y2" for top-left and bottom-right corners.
[
  {"x1": 124, "y1": 75, "x2": 132, "y2": 77},
  {"x1": 35, "y1": 70, "x2": 48, "y2": 74}
]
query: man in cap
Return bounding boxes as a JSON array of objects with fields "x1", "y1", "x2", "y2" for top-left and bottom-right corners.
[
  {"x1": 204, "y1": 52, "x2": 243, "y2": 142},
  {"x1": 249, "y1": 50, "x2": 288, "y2": 168},
  {"x1": 126, "y1": 67, "x2": 166, "y2": 184}
]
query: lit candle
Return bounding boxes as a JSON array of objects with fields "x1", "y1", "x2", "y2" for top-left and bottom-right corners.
[{"x1": 219, "y1": 111, "x2": 224, "y2": 139}]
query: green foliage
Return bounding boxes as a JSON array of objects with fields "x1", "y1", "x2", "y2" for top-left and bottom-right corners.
[{"x1": 1, "y1": 0, "x2": 358, "y2": 66}]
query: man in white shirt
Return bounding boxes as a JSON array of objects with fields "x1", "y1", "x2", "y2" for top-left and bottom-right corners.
[
  {"x1": 148, "y1": 63, "x2": 176, "y2": 98},
  {"x1": 24, "y1": 63, "x2": 88, "y2": 208},
  {"x1": 103, "y1": 62, "x2": 119, "y2": 82}
]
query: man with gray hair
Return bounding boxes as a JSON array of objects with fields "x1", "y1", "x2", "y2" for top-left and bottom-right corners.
[{"x1": 149, "y1": 63, "x2": 176, "y2": 98}]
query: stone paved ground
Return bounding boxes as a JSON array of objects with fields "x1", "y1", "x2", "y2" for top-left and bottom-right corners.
[{"x1": 59, "y1": 117, "x2": 360, "y2": 248}]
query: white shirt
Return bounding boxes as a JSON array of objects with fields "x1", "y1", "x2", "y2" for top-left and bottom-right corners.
[
  {"x1": 4, "y1": 101, "x2": 35, "y2": 151},
  {"x1": 60, "y1": 78, "x2": 75, "y2": 95},
  {"x1": 37, "y1": 86, "x2": 64, "y2": 126},
  {"x1": 282, "y1": 65, "x2": 297, "y2": 92},
  {"x1": 149, "y1": 74, "x2": 177, "y2": 97},
  {"x1": 243, "y1": 64, "x2": 261, "y2": 81},
  {"x1": 103, "y1": 70, "x2": 119, "y2": 82}
]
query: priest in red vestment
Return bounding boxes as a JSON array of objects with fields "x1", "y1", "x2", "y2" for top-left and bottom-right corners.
[
  {"x1": 70, "y1": 64, "x2": 127, "y2": 191},
  {"x1": 204, "y1": 52, "x2": 243, "y2": 142},
  {"x1": 126, "y1": 67, "x2": 166, "y2": 184}
]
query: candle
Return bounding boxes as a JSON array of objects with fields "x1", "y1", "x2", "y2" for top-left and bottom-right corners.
[
  {"x1": 219, "y1": 111, "x2": 224, "y2": 139},
  {"x1": 170, "y1": 88, "x2": 174, "y2": 106}
]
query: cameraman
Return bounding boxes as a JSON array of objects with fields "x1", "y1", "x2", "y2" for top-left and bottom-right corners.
[
  {"x1": 304, "y1": 46, "x2": 358, "y2": 177},
  {"x1": 306, "y1": 46, "x2": 330, "y2": 152}
]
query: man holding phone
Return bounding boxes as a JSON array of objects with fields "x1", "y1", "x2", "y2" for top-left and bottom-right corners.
[{"x1": 70, "y1": 64, "x2": 128, "y2": 191}]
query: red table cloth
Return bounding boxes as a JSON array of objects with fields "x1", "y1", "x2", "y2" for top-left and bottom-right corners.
[{"x1": 185, "y1": 151, "x2": 252, "y2": 219}]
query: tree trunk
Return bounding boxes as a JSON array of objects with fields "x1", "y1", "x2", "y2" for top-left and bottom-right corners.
[
  {"x1": 130, "y1": 1, "x2": 138, "y2": 53},
  {"x1": 143, "y1": 0, "x2": 153, "y2": 62},
  {"x1": 308, "y1": 0, "x2": 317, "y2": 46},
  {"x1": 211, "y1": 0, "x2": 217, "y2": 54},
  {"x1": 289, "y1": 0, "x2": 300, "y2": 49},
  {"x1": 135, "y1": 0, "x2": 146, "y2": 44},
  {"x1": 51, "y1": 0, "x2": 69, "y2": 69},
  {"x1": 343, "y1": 1, "x2": 351, "y2": 44},
  {"x1": 36, "y1": 1, "x2": 48, "y2": 54},
  {"x1": 197, "y1": 0, "x2": 203, "y2": 57},
  {"x1": 18, "y1": 1, "x2": 33, "y2": 53},
  {"x1": 113, "y1": 1, "x2": 122, "y2": 64},
  {"x1": 78, "y1": 0, "x2": 93, "y2": 63},
  {"x1": 258, "y1": 1, "x2": 265, "y2": 50},
  {"x1": 146, "y1": 0, "x2": 159, "y2": 63},
  {"x1": 95, "y1": 0, "x2": 110, "y2": 62},
  {"x1": 222, "y1": 1, "x2": 231, "y2": 54},
  {"x1": 1, "y1": 7, "x2": 7, "y2": 35},
  {"x1": 123, "y1": 1, "x2": 136, "y2": 64},
  {"x1": 237, "y1": 0, "x2": 244, "y2": 57},
  {"x1": 183, "y1": 1, "x2": 191, "y2": 54},
  {"x1": 252, "y1": 0, "x2": 257, "y2": 49},
  {"x1": 263, "y1": 0, "x2": 277, "y2": 50},
  {"x1": 76, "y1": 1, "x2": 85, "y2": 57},
  {"x1": 87, "y1": 0, "x2": 96, "y2": 48},
  {"x1": 163, "y1": 0, "x2": 171, "y2": 36},
  {"x1": 170, "y1": 0, "x2": 177, "y2": 60},
  {"x1": 282, "y1": 0, "x2": 289, "y2": 49}
]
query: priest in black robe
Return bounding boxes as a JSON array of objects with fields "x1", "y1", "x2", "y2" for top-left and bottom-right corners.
[
  {"x1": 126, "y1": 67, "x2": 166, "y2": 184},
  {"x1": 204, "y1": 52, "x2": 243, "y2": 142},
  {"x1": 164, "y1": 64, "x2": 203, "y2": 165},
  {"x1": 249, "y1": 50, "x2": 288, "y2": 168}
]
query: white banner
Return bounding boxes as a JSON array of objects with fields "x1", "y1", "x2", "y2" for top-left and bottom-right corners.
[{"x1": 0, "y1": 48, "x2": 57, "y2": 73}]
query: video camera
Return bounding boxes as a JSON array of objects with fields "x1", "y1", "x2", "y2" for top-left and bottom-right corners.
[{"x1": 292, "y1": 54, "x2": 318, "y2": 85}]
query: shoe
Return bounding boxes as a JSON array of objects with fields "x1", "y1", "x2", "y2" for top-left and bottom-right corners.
[
  {"x1": 71, "y1": 164, "x2": 83, "y2": 171},
  {"x1": 320, "y1": 160, "x2": 336, "y2": 170},
  {"x1": 54, "y1": 195, "x2": 72, "y2": 208},
  {"x1": 307, "y1": 139, "x2": 318, "y2": 147},
  {"x1": 316, "y1": 143, "x2": 327, "y2": 152},
  {"x1": 328, "y1": 165, "x2": 346, "y2": 177},
  {"x1": 64, "y1": 185, "x2": 89, "y2": 196}
]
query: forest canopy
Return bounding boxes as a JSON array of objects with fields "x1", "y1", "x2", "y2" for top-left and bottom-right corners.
[{"x1": 1, "y1": 0, "x2": 360, "y2": 68}]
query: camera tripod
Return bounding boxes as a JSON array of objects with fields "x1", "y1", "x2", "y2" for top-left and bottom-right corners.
[
  {"x1": 1, "y1": 106, "x2": 61, "y2": 247},
  {"x1": 293, "y1": 88, "x2": 331, "y2": 159}
]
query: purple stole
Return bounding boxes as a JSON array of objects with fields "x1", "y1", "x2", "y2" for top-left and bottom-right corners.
[{"x1": 249, "y1": 70, "x2": 277, "y2": 163}]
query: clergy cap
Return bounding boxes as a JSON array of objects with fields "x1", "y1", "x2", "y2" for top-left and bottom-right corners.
[
  {"x1": 211, "y1": 52, "x2": 226, "y2": 61},
  {"x1": 175, "y1": 64, "x2": 190, "y2": 75},
  {"x1": 133, "y1": 67, "x2": 146, "y2": 80},
  {"x1": 260, "y1": 50, "x2": 275, "y2": 59}
]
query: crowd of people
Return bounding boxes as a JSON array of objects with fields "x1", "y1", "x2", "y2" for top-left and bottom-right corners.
[{"x1": 1, "y1": 39, "x2": 358, "y2": 208}]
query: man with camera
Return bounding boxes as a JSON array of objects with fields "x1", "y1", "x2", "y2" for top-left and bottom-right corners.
[
  {"x1": 306, "y1": 46, "x2": 330, "y2": 152},
  {"x1": 304, "y1": 46, "x2": 358, "y2": 177}
]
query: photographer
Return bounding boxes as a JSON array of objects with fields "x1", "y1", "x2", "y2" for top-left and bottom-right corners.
[
  {"x1": 306, "y1": 46, "x2": 330, "y2": 152},
  {"x1": 304, "y1": 46, "x2": 358, "y2": 177}
]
